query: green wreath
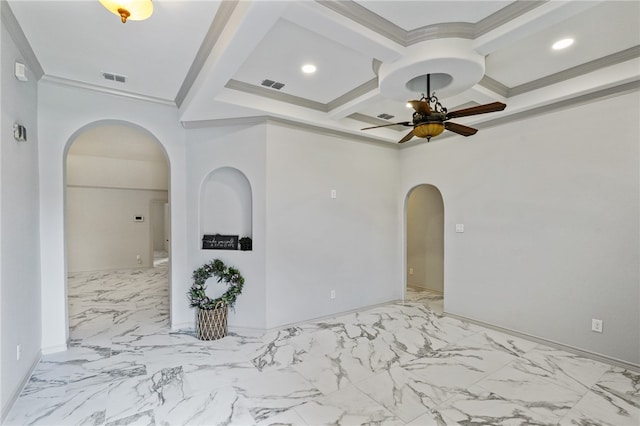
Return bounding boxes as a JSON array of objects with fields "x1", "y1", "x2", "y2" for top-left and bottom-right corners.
[{"x1": 188, "y1": 259, "x2": 245, "y2": 310}]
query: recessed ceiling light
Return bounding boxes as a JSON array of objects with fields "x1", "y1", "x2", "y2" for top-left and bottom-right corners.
[
  {"x1": 552, "y1": 38, "x2": 574, "y2": 50},
  {"x1": 301, "y1": 64, "x2": 317, "y2": 74}
]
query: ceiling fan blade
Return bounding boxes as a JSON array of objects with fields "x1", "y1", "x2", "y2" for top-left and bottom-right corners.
[
  {"x1": 398, "y1": 129, "x2": 415, "y2": 143},
  {"x1": 445, "y1": 122, "x2": 478, "y2": 137},
  {"x1": 361, "y1": 121, "x2": 412, "y2": 130},
  {"x1": 445, "y1": 102, "x2": 506, "y2": 119},
  {"x1": 408, "y1": 100, "x2": 431, "y2": 115}
]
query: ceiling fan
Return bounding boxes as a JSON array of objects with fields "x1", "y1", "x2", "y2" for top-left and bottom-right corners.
[{"x1": 361, "y1": 74, "x2": 506, "y2": 143}]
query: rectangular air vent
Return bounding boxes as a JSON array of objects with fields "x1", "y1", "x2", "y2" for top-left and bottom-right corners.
[
  {"x1": 261, "y1": 79, "x2": 285, "y2": 90},
  {"x1": 377, "y1": 113, "x2": 395, "y2": 120},
  {"x1": 102, "y1": 72, "x2": 127, "y2": 83}
]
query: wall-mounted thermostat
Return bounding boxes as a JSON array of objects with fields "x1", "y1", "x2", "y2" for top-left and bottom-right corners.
[{"x1": 134, "y1": 215, "x2": 144, "y2": 222}]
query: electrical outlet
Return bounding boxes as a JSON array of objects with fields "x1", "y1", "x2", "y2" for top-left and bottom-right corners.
[
  {"x1": 330, "y1": 189, "x2": 337, "y2": 199},
  {"x1": 16, "y1": 344, "x2": 21, "y2": 361},
  {"x1": 330, "y1": 290, "x2": 336, "y2": 299},
  {"x1": 136, "y1": 254, "x2": 142, "y2": 264},
  {"x1": 409, "y1": 267, "x2": 414, "y2": 275},
  {"x1": 591, "y1": 318, "x2": 603, "y2": 333}
]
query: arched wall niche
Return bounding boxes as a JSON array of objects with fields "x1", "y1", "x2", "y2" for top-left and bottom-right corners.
[{"x1": 200, "y1": 167, "x2": 253, "y2": 246}]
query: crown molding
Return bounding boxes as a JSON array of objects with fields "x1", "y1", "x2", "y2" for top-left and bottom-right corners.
[
  {"x1": 479, "y1": 75, "x2": 510, "y2": 98},
  {"x1": 474, "y1": 1, "x2": 545, "y2": 38},
  {"x1": 175, "y1": 0, "x2": 239, "y2": 108},
  {"x1": 182, "y1": 114, "x2": 399, "y2": 148},
  {"x1": 1, "y1": 1, "x2": 44, "y2": 79},
  {"x1": 226, "y1": 77, "x2": 380, "y2": 114},
  {"x1": 316, "y1": 0, "x2": 546, "y2": 47},
  {"x1": 476, "y1": 79, "x2": 640, "y2": 131},
  {"x1": 41, "y1": 75, "x2": 176, "y2": 107},
  {"x1": 317, "y1": 0, "x2": 405, "y2": 45},
  {"x1": 327, "y1": 78, "x2": 378, "y2": 111},
  {"x1": 226, "y1": 79, "x2": 327, "y2": 112},
  {"x1": 509, "y1": 45, "x2": 640, "y2": 97}
]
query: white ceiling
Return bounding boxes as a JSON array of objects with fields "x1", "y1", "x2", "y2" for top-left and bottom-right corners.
[{"x1": 6, "y1": 0, "x2": 640, "y2": 145}]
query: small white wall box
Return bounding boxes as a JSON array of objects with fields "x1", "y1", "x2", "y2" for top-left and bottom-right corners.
[
  {"x1": 15, "y1": 62, "x2": 28, "y2": 81},
  {"x1": 13, "y1": 122, "x2": 27, "y2": 141},
  {"x1": 134, "y1": 215, "x2": 144, "y2": 222}
]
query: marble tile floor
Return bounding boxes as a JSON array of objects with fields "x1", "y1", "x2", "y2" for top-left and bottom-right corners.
[{"x1": 4, "y1": 267, "x2": 639, "y2": 425}]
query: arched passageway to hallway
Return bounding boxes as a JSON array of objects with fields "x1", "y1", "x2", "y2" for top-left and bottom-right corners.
[
  {"x1": 405, "y1": 184, "x2": 444, "y2": 312},
  {"x1": 64, "y1": 121, "x2": 171, "y2": 342}
]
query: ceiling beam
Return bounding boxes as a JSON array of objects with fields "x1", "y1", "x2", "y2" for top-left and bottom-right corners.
[{"x1": 178, "y1": 1, "x2": 289, "y2": 122}]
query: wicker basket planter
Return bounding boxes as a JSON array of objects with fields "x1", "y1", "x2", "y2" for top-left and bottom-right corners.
[
  {"x1": 196, "y1": 303, "x2": 227, "y2": 340},
  {"x1": 189, "y1": 259, "x2": 244, "y2": 341}
]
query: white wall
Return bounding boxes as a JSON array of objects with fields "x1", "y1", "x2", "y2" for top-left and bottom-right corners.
[
  {"x1": 66, "y1": 187, "x2": 168, "y2": 271},
  {"x1": 37, "y1": 83, "x2": 188, "y2": 352},
  {"x1": 66, "y1": 152, "x2": 168, "y2": 271},
  {"x1": 0, "y1": 21, "x2": 41, "y2": 419},
  {"x1": 185, "y1": 123, "x2": 267, "y2": 330},
  {"x1": 264, "y1": 123, "x2": 402, "y2": 328},
  {"x1": 400, "y1": 91, "x2": 640, "y2": 364},
  {"x1": 407, "y1": 185, "x2": 444, "y2": 292}
]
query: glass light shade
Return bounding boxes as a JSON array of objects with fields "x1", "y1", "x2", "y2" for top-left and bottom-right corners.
[
  {"x1": 413, "y1": 123, "x2": 445, "y2": 139},
  {"x1": 99, "y1": 0, "x2": 153, "y2": 23}
]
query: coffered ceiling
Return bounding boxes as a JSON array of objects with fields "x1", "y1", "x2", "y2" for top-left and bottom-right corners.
[{"x1": 5, "y1": 0, "x2": 640, "y2": 145}]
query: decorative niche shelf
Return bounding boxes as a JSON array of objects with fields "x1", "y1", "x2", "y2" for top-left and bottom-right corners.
[{"x1": 200, "y1": 167, "x2": 252, "y2": 250}]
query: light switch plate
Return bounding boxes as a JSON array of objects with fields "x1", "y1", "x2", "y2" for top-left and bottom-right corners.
[{"x1": 455, "y1": 224, "x2": 464, "y2": 233}]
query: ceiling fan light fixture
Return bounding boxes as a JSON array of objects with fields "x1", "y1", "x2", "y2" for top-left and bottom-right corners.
[
  {"x1": 99, "y1": 0, "x2": 153, "y2": 23},
  {"x1": 413, "y1": 123, "x2": 445, "y2": 140}
]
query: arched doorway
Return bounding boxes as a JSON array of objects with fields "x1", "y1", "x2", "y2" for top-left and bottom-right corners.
[
  {"x1": 64, "y1": 122, "x2": 171, "y2": 341},
  {"x1": 405, "y1": 184, "x2": 444, "y2": 312}
]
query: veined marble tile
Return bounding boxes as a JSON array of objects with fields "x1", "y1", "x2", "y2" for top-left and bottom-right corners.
[
  {"x1": 475, "y1": 362, "x2": 587, "y2": 423},
  {"x1": 7, "y1": 268, "x2": 634, "y2": 426},
  {"x1": 253, "y1": 407, "x2": 309, "y2": 426},
  {"x1": 515, "y1": 345, "x2": 612, "y2": 394},
  {"x1": 182, "y1": 361, "x2": 261, "y2": 395},
  {"x1": 6, "y1": 382, "x2": 109, "y2": 426},
  {"x1": 294, "y1": 383, "x2": 403, "y2": 426},
  {"x1": 104, "y1": 409, "x2": 155, "y2": 426},
  {"x1": 104, "y1": 366, "x2": 187, "y2": 423},
  {"x1": 593, "y1": 367, "x2": 640, "y2": 404},
  {"x1": 436, "y1": 384, "x2": 562, "y2": 425},
  {"x1": 401, "y1": 340, "x2": 519, "y2": 403},
  {"x1": 354, "y1": 365, "x2": 440, "y2": 422},
  {"x1": 153, "y1": 386, "x2": 255, "y2": 426},
  {"x1": 291, "y1": 351, "x2": 375, "y2": 395},
  {"x1": 559, "y1": 384, "x2": 640, "y2": 426},
  {"x1": 232, "y1": 367, "x2": 322, "y2": 423}
]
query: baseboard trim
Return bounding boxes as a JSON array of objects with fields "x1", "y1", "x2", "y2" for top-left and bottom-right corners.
[
  {"x1": 264, "y1": 299, "x2": 403, "y2": 332},
  {"x1": 1, "y1": 350, "x2": 41, "y2": 423},
  {"x1": 445, "y1": 312, "x2": 640, "y2": 373},
  {"x1": 41, "y1": 343, "x2": 68, "y2": 355}
]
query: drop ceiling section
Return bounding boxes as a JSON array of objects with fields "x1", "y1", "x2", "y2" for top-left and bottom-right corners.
[
  {"x1": 8, "y1": 0, "x2": 220, "y2": 101},
  {"x1": 232, "y1": 18, "x2": 377, "y2": 104},
  {"x1": 485, "y1": 1, "x2": 640, "y2": 88},
  {"x1": 354, "y1": 0, "x2": 513, "y2": 30}
]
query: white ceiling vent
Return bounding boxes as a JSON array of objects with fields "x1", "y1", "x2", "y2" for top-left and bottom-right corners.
[{"x1": 102, "y1": 72, "x2": 127, "y2": 83}]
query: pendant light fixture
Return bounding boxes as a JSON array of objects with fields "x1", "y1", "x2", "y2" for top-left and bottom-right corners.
[{"x1": 99, "y1": 0, "x2": 153, "y2": 24}]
